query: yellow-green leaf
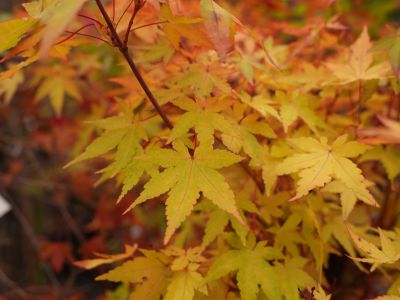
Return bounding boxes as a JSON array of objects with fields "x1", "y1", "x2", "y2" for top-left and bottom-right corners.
[{"x1": 0, "y1": 18, "x2": 36, "y2": 53}]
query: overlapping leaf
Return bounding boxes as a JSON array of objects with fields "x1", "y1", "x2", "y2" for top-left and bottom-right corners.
[
  {"x1": 126, "y1": 142, "x2": 243, "y2": 244},
  {"x1": 274, "y1": 136, "x2": 378, "y2": 213},
  {"x1": 326, "y1": 27, "x2": 391, "y2": 84},
  {"x1": 206, "y1": 240, "x2": 283, "y2": 300},
  {"x1": 347, "y1": 226, "x2": 400, "y2": 271}
]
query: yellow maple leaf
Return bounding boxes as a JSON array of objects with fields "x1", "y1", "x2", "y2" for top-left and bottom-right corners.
[
  {"x1": 275, "y1": 135, "x2": 378, "y2": 207},
  {"x1": 347, "y1": 225, "x2": 400, "y2": 271},
  {"x1": 0, "y1": 18, "x2": 37, "y2": 53},
  {"x1": 326, "y1": 27, "x2": 391, "y2": 84},
  {"x1": 74, "y1": 244, "x2": 137, "y2": 270},
  {"x1": 125, "y1": 141, "x2": 244, "y2": 244},
  {"x1": 0, "y1": 69, "x2": 24, "y2": 104}
]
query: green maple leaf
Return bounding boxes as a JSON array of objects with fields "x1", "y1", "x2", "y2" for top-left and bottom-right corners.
[
  {"x1": 170, "y1": 98, "x2": 267, "y2": 166},
  {"x1": 169, "y1": 101, "x2": 235, "y2": 145},
  {"x1": 96, "y1": 252, "x2": 170, "y2": 300},
  {"x1": 206, "y1": 239, "x2": 283, "y2": 300},
  {"x1": 126, "y1": 141, "x2": 244, "y2": 244},
  {"x1": 201, "y1": 193, "x2": 257, "y2": 248},
  {"x1": 348, "y1": 226, "x2": 400, "y2": 271},
  {"x1": 274, "y1": 258, "x2": 315, "y2": 300},
  {"x1": 169, "y1": 58, "x2": 231, "y2": 99},
  {"x1": 277, "y1": 91, "x2": 329, "y2": 133},
  {"x1": 65, "y1": 115, "x2": 145, "y2": 168},
  {"x1": 240, "y1": 92, "x2": 280, "y2": 120},
  {"x1": 0, "y1": 18, "x2": 37, "y2": 53},
  {"x1": 165, "y1": 270, "x2": 207, "y2": 300}
]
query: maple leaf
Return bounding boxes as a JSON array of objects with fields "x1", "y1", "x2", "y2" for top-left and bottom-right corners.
[
  {"x1": 169, "y1": 60, "x2": 231, "y2": 100},
  {"x1": 169, "y1": 98, "x2": 236, "y2": 145},
  {"x1": 201, "y1": 192, "x2": 258, "y2": 247},
  {"x1": 65, "y1": 115, "x2": 145, "y2": 167},
  {"x1": 0, "y1": 18, "x2": 37, "y2": 53},
  {"x1": 0, "y1": 69, "x2": 24, "y2": 104},
  {"x1": 39, "y1": 0, "x2": 87, "y2": 56},
  {"x1": 40, "y1": 241, "x2": 74, "y2": 273},
  {"x1": 374, "y1": 29, "x2": 400, "y2": 81},
  {"x1": 358, "y1": 116, "x2": 400, "y2": 144},
  {"x1": 240, "y1": 92, "x2": 280, "y2": 120},
  {"x1": 274, "y1": 258, "x2": 315, "y2": 300},
  {"x1": 165, "y1": 270, "x2": 207, "y2": 300},
  {"x1": 169, "y1": 100, "x2": 272, "y2": 167},
  {"x1": 277, "y1": 91, "x2": 329, "y2": 133},
  {"x1": 347, "y1": 225, "x2": 400, "y2": 271},
  {"x1": 97, "y1": 251, "x2": 170, "y2": 300},
  {"x1": 322, "y1": 179, "x2": 376, "y2": 219},
  {"x1": 326, "y1": 27, "x2": 391, "y2": 84},
  {"x1": 206, "y1": 239, "x2": 283, "y2": 300},
  {"x1": 200, "y1": 0, "x2": 235, "y2": 60},
  {"x1": 74, "y1": 244, "x2": 137, "y2": 270},
  {"x1": 159, "y1": 4, "x2": 211, "y2": 50},
  {"x1": 34, "y1": 67, "x2": 81, "y2": 115},
  {"x1": 274, "y1": 135, "x2": 378, "y2": 208},
  {"x1": 360, "y1": 146, "x2": 400, "y2": 180},
  {"x1": 0, "y1": 55, "x2": 39, "y2": 81},
  {"x1": 125, "y1": 142, "x2": 243, "y2": 244}
]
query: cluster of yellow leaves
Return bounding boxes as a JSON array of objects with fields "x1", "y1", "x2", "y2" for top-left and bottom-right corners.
[{"x1": 3, "y1": 0, "x2": 400, "y2": 299}]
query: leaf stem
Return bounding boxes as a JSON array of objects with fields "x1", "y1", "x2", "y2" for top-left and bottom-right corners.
[
  {"x1": 56, "y1": 23, "x2": 95, "y2": 45},
  {"x1": 78, "y1": 14, "x2": 103, "y2": 27},
  {"x1": 130, "y1": 20, "x2": 168, "y2": 32}
]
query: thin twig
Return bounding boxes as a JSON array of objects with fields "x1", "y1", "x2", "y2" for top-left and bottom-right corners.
[
  {"x1": 123, "y1": 1, "x2": 142, "y2": 48},
  {"x1": 95, "y1": 0, "x2": 173, "y2": 128},
  {"x1": 116, "y1": 0, "x2": 134, "y2": 28},
  {"x1": 112, "y1": 0, "x2": 116, "y2": 21},
  {"x1": 130, "y1": 20, "x2": 168, "y2": 32},
  {"x1": 56, "y1": 23, "x2": 95, "y2": 45},
  {"x1": 64, "y1": 30, "x2": 112, "y2": 46},
  {"x1": 78, "y1": 14, "x2": 103, "y2": 27},
  {"x1": 56, "y1": 201, "x2": 85, "y2": 243}
]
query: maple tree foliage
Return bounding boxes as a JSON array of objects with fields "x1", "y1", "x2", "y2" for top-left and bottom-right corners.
[{"x1": 1, "y1": 0, "x2": 400, "y2": 299}]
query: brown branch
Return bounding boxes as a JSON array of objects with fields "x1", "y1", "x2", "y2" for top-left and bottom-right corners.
[{"x1": 95, "y1": 0, "x2": 173, "y2": 129}]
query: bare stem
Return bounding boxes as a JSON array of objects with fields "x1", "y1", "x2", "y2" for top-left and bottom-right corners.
[
  {"x1": 94, "y1": 0, "x2": 173, "y2": 128},
  {"x1": 123, "y1": 1, "x2": 141, "y2": 47}
]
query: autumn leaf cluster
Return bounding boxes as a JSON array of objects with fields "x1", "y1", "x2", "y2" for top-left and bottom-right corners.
[{"x1": 1, "y1": 0, "x2": 400, "y2": 299}]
